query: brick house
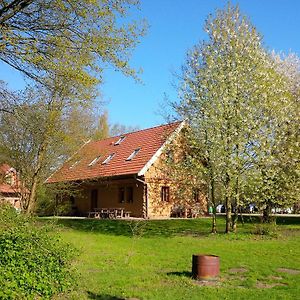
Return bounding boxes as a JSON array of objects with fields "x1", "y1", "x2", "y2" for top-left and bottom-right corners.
[
  {"x1": 0, "y1": 164, "x2": 22, "y2": 210},
  {"x1": 46, "y1": 121, "x2": 207, "y2": 218}
]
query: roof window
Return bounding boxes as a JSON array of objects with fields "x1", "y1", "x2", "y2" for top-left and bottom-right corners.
[
  {"x1": 88, "y1": 155, "x2": 101, "y2": 167},
  {"x1": 102, "y1": 153, "x2": 115, "y2": 164},
  {"x1": 69, "y1": 160, "x2": 80, "y2": 169},
  {"x1": 126, "y1": 148, "x2": 141, "y2": 161},
  {"x1": 114, "y1": 136, "x2": 126, "y2": 145}
]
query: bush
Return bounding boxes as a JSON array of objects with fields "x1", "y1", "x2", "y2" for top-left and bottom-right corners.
[
  {"x1": 0, "y1": 204, "x2": 76, "y2": 299},
  {"x1": 252, "y1": 222, "x2": 279, "y2": 238}
]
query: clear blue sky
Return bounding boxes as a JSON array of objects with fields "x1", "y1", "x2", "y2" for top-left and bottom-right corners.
[{"x1": 1, "y1": 0, "x2": 299, "y2": 129}]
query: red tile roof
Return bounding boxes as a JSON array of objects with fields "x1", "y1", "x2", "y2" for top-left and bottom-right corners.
[
  {"x1": 0, "y1": 183, "x2": 19, "y2": 194},
  {"x1": 0, "y1": 164, "x2": 11, "y2": 173},
  {"x1": 47, "y1": 121, "x2": 183, "y2": 183},
  {"x1": 0, "y1": 164, "x2": 22, "y2": 194}
]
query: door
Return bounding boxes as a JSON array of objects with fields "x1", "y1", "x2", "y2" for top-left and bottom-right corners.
[{"x1": 91, "y1": 189, "x2": 98, "y2": 210}]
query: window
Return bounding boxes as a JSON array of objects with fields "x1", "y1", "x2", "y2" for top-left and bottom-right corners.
[
  {"x1": 161, "y1": 186, "x2": 170, "y2": 202},
  {"x1": 193, "y1": 188, "x2": 200, "y2": 203},
  {"x1": 126, "y1": 148, "x2": 141, "y2": 161},
  {"x1": 126, "y1": 187, "x2": 133, "y2": 203},
  {"x1": 119, "y1": 187, "x2": 125, "y2": 203},
  {"x1": 70, "y1": 160, "x2": 80, "y2": 169},
  {"x1": 88, "y1": 155, "x2": 101, "y2": 167},
  {"x1": 102, "y1": 153, "x2": 115, "y2": 164},
  {"x1": 4, "y1": 175, "x2": 12, "y2": 185},
  {"x1": 114, "y1": 136, "x2": 126, "y2": 145}
]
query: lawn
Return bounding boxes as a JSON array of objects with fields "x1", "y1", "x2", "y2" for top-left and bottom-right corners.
[{"x1": 46, "y1": 216, "x2": 300, "y2": 300}]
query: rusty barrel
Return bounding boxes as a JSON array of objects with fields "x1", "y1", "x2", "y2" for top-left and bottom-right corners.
[{"x1": 192, "y1": 254, "x2": 220, "y2": 280}]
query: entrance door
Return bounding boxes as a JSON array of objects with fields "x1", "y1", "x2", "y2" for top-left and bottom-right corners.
[{"x1": 91, "y1": 189, "x2": 98, "y2": 210}]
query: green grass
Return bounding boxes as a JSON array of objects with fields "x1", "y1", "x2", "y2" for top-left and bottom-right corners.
[{"x1": 45, "y1": 217, "x2": 300, "y2": 300}]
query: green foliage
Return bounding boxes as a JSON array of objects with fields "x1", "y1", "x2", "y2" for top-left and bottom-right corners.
[
  {"x1": 174, "y1": 3, "x2": 299, "y2": 231},
  {"x1": 93, "y1": 111, "x2": 110, "y2": 140},
  {"x1": 0, "y1": 204, "x2": 76, "y2": 299},
  {"x1": 253, "y1": 222, "x2": 279, "y2": 238},
  {"x1": 0, "y1": 0, "x2": 146, "y2": 99}
]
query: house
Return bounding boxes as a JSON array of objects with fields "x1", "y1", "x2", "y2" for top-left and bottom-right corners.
[
  {"x1": 46, "y1": 121, "x2": 207, "y2": 218},
  {"x1": 0, "y1": 164, "x2": 22, "y2": 210}
]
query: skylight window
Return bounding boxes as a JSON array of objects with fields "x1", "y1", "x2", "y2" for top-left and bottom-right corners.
[
  {"x1": 126, "y1": 148, "x2": 141, "y2": 161},
  {"x1": 88, "y1": 155, "x2": 101, "y2": 167},
  {"x1": 69, "y1": 160, "x2": 80, "y2": 169},
  {"x1": 102, "y1": 153, "x2": 115, "y2": 164},
  {"x1": 114, "y1": 136, "x2": 126, "y2": 145}
]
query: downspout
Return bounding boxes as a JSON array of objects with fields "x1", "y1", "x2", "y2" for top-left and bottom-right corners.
[{"x1": 136, "y1": 176, "x2": 148, "y2": 219}]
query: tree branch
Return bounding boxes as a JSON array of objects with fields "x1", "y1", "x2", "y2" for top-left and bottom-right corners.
[{"x1": 0, "y1": 0, "x2": 33, "y2": 24}]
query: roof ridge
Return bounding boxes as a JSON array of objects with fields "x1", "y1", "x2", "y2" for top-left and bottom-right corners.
[{"x1": 92, "y1": 120, "x2": 183, "y2": 142}]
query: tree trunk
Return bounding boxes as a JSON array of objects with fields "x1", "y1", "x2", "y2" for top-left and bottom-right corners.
[
  {"x1": 225, "y1": 195, "x2": 232, "y2": 233},
  {"x1": 211, "y1": 179, "x2": 217, "y2": 233},
  {"x1": 224, "y1": 173, "x2": 232, "y2": 233},
  {"x1": 231, "y1": 205, "x2": 238, "y2": 233},
  {"x1": 209, "y1": 172, "x2": 217, "y2": 234},
  {"x1": 24, "y1": 141, "x2": 47, "y2": 214},
  {"x1": 26, "y1": 175, "x2": 38, "y2": 214},
  {"x1": 211, "y1": 211, "x2": 217, "y2": 234},
  {"x1": 262, "y1": 202, "x2": 272, "y2": 223}
]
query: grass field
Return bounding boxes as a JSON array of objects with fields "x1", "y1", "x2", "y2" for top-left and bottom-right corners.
[{"x1": 47, "y1": 216, "x2": 300, "y2": 300}]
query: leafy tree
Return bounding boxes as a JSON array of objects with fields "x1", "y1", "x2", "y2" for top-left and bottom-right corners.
[
  {"x1": 0, "y1": 82, "x2": 94, "y2": 213},
  {"x1": 249, "y1": 53, "x2": 300, "y2": 221},
  {"x1": 0, "y1": 0, "x2": 146, "y2": 213},
  {"x1": 109, "y1": 122, "x2": 140, "y2": 136},
  {"x1": 175, "y1": 3, "x2": 298, "y2": 231},
  {"x1": 93, "y1": 111, "x2": 110, "y2": 140},
  {"x1": 0, "y1": 0, "x2": 146, "y2": 98}
]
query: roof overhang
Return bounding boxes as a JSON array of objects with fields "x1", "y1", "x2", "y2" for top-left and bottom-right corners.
[{"x1": 137, "y1": 120, "x2": 185, "y2": 176}]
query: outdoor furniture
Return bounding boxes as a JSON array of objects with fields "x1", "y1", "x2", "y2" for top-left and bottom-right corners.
[
  {"x1": 124, "y1": 211, "x2": 131, "y2": 218},
  {"x1": 87, "y1": 211, "x2": 100, "y2": 219},
  {"x1": 88, "y1": 208, "x2": 126, "y2": 219}
]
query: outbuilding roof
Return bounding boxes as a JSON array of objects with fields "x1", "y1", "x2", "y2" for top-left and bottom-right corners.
[{"x1": 46, "y1": 121, "x2": 183, "y2": 183}]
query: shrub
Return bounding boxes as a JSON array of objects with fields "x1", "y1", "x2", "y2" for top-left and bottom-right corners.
[
  {"x1": 252, "y1": 222, "x2": 279, "y2": 238},
  {"x1": 0, "y1": 204, "x2": 76, "y2": 299}
]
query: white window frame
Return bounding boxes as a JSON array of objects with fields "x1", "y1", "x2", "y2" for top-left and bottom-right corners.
[
  {"x1": 70, "y1": 160, "x2": 80, "y2": 169},
  {"x1": 102, "y1": 153, "x2": 115, "y2": 164},
  {"x1": 126, "y1": 148, "x2": 141, "y2": 161},
  {"x1": 88, "y1": 156, "x2": 101, "y2": 167},
  {"x1": 114, "y1": 136, "x2": 126, "y2": 145}
]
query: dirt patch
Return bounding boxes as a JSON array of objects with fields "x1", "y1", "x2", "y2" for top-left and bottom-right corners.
[
  {"x1": 268, "y1": 275, "x2": 283, "y2": 280},
  {"x1": 228, "y1": 267, "x2": 248, "y2": 273},
  {"x1": 256, "y1": 282, "x2": 287, "y2": 289},
  {"x1": 277, "y1": 268, "x2": 300, "y2": 275},
  {"x1": 87, "y1": 268, "x2": 102, "y2": 273},
  {"x1": 193, "y1": 279, "x2": 221, "y2": 287}
]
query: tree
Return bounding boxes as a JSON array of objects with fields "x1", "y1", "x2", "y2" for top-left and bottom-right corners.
[
  {"x1": 0, "y1": 82, "x2": 95, "y2": 213},
  {"x1": 175, "y1": 3, "x2": 297, "y2": 232},
  {"x1": 93, "y1": 111, "x2": 110, "y2": 140},
  {"x1": 249, "y1": 53, "x2": 300, "y2": 221},
  {"x1": 109, "y1": 122, "x2": 140, "y2": 136},
  {"x1": 0, "y1": 0, "x2": 146, "y2": 99},
  {"x1": 0, "y1": 0, "x2": 146, "y2": 213}
]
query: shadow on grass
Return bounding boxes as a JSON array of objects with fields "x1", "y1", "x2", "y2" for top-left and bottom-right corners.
[
  {"x1": 239, "y1": 215, "x2": 300, "y2": 225},
  {"x1": 167, "y1": 271, "x2": 192, "y2": 278},
  {"x1": 87, "y1": 291, "x2": 124, "y2": 300},
  {"x1": 40, "y1": 215, "x2": 300, "y2": 238},
  {"x1": 42, "y1": 218, "x2": 216, "y2": 238}
]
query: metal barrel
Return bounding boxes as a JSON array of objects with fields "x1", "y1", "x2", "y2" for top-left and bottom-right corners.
[{"x1": 192, "y1": 254, "x2": 220, "y2": 280}]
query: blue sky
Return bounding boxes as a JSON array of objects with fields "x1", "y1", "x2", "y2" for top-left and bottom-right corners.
[{"x1": 1, "y1": 0, "x2": 299, "y2": 129}]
